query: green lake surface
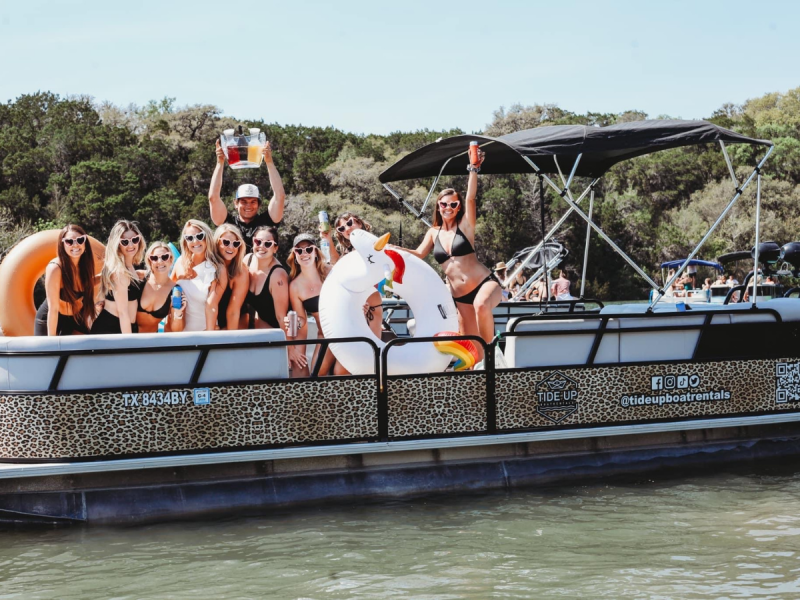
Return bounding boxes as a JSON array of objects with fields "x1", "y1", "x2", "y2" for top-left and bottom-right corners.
[{"x1": 2, "y1": 464, "x2": 800, "y2": 599}]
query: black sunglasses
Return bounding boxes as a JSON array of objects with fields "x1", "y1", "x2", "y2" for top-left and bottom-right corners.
[
  {"x1": 184, "y1": 232, "x2": 206, "y2": 243},
  {"x1": 63, "y1": 236, "x2": 86, "y2": 246},
  {"x1": 253, "y1": 239, "x2": 277, "y2": 248},
  {"x1": 293, "y1": 245, "x2": 317, "y2": 255},
  {"x1": 149, "y1": 253, "x2": 171, "y2": 263},
  {"x1": 336, "y1": 218, "x2": 355, "y2": 233},
  {"x1": 119, "y1": 235, "x2": 141, "y2": 247},
  {"x1": 219, "y1": 238, "x2": 242, "y2": 248},
  {"x1": 438, "y1": 201, "x2": 460, "y2": 209}
]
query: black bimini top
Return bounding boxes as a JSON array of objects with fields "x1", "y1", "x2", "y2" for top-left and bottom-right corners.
[{"x1": 379, "y1": 120, "x2": 773, "y2": 183}]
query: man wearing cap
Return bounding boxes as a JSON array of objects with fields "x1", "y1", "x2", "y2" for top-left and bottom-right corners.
[{"x1": 209, "y1": 140, "x2": 286, "y2": 251}]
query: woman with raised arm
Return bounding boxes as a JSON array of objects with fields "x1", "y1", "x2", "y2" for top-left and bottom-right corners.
[
  {"x1": 321, "y1": 211, "x2": 383, "y2": 340},
  {"x1": 214, "y1": 224, "x2": 249, "y2": 330},
  {"x1": 245, "y1": 226, "x2": 289, "y2": 330},
  {"x1": 136, "y1": 242, "x2": 186, "y2": 333},
  {"x1": 91, "y1": 220, "x2": 145, "y2": 335},
  {"x1": 172, "y1": 219, "x2": 227, "y2": 331},
  {"x1": 34, "y1": 224, "x2": 97, "y2": 336},
  {"x1": 395, "y1": 149, "x2": 501, "y2": 353},
  {"x1": 285, "y1": 233, "x2": 332, "y2": 377}
]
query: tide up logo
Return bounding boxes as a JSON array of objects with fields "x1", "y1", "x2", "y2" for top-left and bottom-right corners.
[
  {"x1": 433, "y1": 332, "x2": 480, "y2": 371},
  {"x1": 535, "y1": 371, "x2": 579, "y2": 424}
]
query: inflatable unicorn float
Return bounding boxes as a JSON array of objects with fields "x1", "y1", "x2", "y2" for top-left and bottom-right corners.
[{"x1": 319, "y1": 229, "x2": 479, "y2": 375}]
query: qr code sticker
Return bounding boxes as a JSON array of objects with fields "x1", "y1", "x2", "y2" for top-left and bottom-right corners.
[{"x1": 775, "y1": 363, "x2": 800, "y2": 404}]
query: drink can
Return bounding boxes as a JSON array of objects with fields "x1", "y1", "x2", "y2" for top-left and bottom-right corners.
[
  {"x1": 318, "y1": 211, "x2": 330, "y2": 233},
  {"x1": 287, "y1": 310, "x2": 298, "y2": 337},
  {"x1": 468, "y1": 141, "x2": 480, "y2": 165},
  {"x1": 172, "y1": 285, "x2": 182, "y2": 309}
]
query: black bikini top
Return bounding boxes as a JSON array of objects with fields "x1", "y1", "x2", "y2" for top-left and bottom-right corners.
[
  {"x1": 245, "y1": 264, "x2": 285, "y2": 329},
  {"x1": 137, "y1": 287, "x2": 171, "y2": 320},
  {"x1": 105, "y1": 275, "x2": 143, "y2": 302},
  {"x1": 433, "y1": 225, "x2": 475, "y2": 265},
  {"x1": 302, "y1": 295, "x2": 320, "y2": 314}
]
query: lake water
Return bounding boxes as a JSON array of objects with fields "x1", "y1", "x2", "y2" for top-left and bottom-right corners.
[{"x1": 2, "y1": 465, "x2": 800, "y2": 599}]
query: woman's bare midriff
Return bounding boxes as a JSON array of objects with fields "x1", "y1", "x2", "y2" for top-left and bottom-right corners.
[{"x1": 442, "y1": 254, "x2": 492, "y2": 297}]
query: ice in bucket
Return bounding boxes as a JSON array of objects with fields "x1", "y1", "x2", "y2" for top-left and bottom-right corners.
[{"x1": 220, "y1": 127, "x2": 267, "y2": 169}]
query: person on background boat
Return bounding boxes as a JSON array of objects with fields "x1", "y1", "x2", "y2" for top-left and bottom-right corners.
[
  {"x1": 136, "y1": 242, "x2": 185, "y2": 334},
  {"x1": 525, "y1": 278, "x2": 547, "y2": 302},
  {"x1": 551, "y1": 269, "x2": 574, "y2": 301},
  {"x1": 213, "y1": 224, "x2": 249, "y2": 330},
  {"x1": 323, "y1": 211, "x2": 383, "y2": 340},
  {"x1": 245, "y1": 226, "x2": 289, "y2": 330},
  {"x1": 172, "y1": 220, "x2": 227, "y2": 331},
  {"x1": 91, "y1": 220, "x2": 145, "y2": 335},
  {"x1": 209, "y1": 140, "x2": 286, "y2": 251},
  {"x1": 392, "y1": 148, "x2": 501, "y2": 356},
  {"x1": 34, "y1": 224, "x2": 97, "y2": 336},
  {"x1": 285, "y1": 233, "x2": 332, "y2": 377}
]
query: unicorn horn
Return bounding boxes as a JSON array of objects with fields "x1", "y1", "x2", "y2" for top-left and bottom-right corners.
[{"x1": 373, "y1": 232, "x2": 391, "y2": 251}]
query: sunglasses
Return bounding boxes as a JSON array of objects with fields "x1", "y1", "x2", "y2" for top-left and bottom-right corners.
[
  {"x1": 219, "y1": 238, "x2": 242, "y2": 248},
  {"x1": 293, "y1": 245, "x2": 317, "y2": 255},
  {"x1": 119, "y1": 235, "x2": 141, "y2": 247},
  {"x1": 438, "y1": 201, "x2": 460, "y2": 210},
  {"x1": 253, "y1": 239, "x2": 277, "y2": 248},
  {"x1": 184, "y1": 232, "x2": 205, "y2": 243},
  {"x1": 336, "y1": 219, "x2": 355, "y2": 233},
  {"x1": 148, "y1": 253, "x2": 171, "y2": 263},
  {"x1": 63, "y1": 236, "x2": 86, "y2": 246}
]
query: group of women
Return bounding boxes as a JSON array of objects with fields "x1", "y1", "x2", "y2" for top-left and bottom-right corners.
[{"x1": 35, "y1": 145, "x2": 503, "y2": 370}]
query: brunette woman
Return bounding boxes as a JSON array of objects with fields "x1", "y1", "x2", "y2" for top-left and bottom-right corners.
[
  {"x1": 172, "y1": 219, "x2": 227, "y2": 331},
  {"x1": 136, "y1": 242, "x2": 186, "y2": 333},
  {"x1": 321, "y1": 211, "x2": 383, "y2": 340},
  {"x1": 213, "y1": 224, "x2": 249, "y2": 330},
  {"x1": 34, "y1": 224, "x2": 97, "y2": 336},
  {"x1": 397, "y1": 149, "x2": 501, "y2": 356},
  {"x1": 246, "y1": 226, "x2": 289, "y2": 330},
  {"x1": 91, "y1": 220, "x2": 145, "y2": 335},
  {"x1": 286, "y1": 233, "x2": 331, "y2": 376}
]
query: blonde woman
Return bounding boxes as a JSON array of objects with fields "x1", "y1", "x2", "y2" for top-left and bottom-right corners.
[
  {"x1": 171, "y1": 219, "x2": 227, "y2": 331},
  {"x1": 213, "y1": 224, "x2": 249, "y2": 330},
  {"x1": 136, "y1": 242, "x2": 186, "y2": 333},
  {"x1": 91, "y1": 220, "x2": 145, "y2": 334},
  {"x1": 285, "y1": 233, "x2": 331, "y2": 376},
  {"x1": 246, "y1": 226, "x2": 289, "y2": 330}
]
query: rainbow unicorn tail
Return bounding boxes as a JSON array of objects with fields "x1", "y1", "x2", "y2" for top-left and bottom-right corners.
[{"x1": 433, "y1": 332, "x2": 480, "y2": 371}]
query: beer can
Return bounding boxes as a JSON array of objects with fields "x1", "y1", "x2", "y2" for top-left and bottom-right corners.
[
  {"x1": 318, "y1": 211, "x2": 331, "y2": 233},
  {"x1": 468, "y1": 141, "x2": 480, "y2": 166},
  {"x1": 287, "y1": 310, "x2": 298, "y2": 337},
  {"x1": 172, "y1": 285, "x2": 182, "y2": 309}
]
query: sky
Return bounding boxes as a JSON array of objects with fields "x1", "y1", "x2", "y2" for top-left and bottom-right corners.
[{"x1": 1, "y1": 0, "x2": 798, "y2": 135}]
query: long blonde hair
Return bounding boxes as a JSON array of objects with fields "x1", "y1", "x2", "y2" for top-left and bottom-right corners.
[
  {"x1": 100, "y1": 220, "x2": 145, "y2": 297},
  {"x1": 287, "y1": 241, "x2": 327, "y2": 282},
  {"x1": 179, "y1": 219, "x2": 223, "y2": 276},
  {"x1": 213, "y1": 224, "x2": 246, "y2": 280}
]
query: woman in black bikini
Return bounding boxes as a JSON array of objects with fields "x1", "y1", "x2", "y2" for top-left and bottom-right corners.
[
  {"x1": 91, "y1": 220, "x2": 146, "y2": 335},
  {"x1": 399, "y1": 148, "x2": 501, "y2": 354},
  {"x1": 34, "y1": 224, "x2": 97, "y2": 336},
  {"x1": 246, "y1": 226, "x2": 289, "y2": 330},
  {"x1": 214, "y1": 224, "x2": 250, "y2": 330},
  {"x1": 136, "y1": 242, "x2": 186, "y2": 333},
  {"x1": 286, "y1": 232, "x2": 332, "y2": 377}
]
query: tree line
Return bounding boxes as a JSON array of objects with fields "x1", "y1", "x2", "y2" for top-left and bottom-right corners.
[{"x1": 1, "y1": 88, "x2": 798, "y2": 300}]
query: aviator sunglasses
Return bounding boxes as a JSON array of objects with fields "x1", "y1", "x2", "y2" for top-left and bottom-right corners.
[
  {"x1": 119, "y1": 235, "x2": 141, "y2": 247},
  {"x1": 253, "y1": 239, "x2": 276, "y2": 248},
  {"x1": 148, "y1": 253, "x2": 171, "y2": 263},
  {"x1": 336, "y1": 219, "x2": 355, "y2": 233},
  {"x1": 219, "y1": 238, "x2": 242, "y2": 248},
  {"x1": 62, "y1": 236, "x2": 86, "y2": 246},
  {"x1": 438, "y1": 200, "x2": 460, "y2": 210},
  {"x1": 184, "y1": 232, "x2": 205, "y2": 243},
  {"x1": 293, "y1": 245, "x2": 317, "y2": 255}
]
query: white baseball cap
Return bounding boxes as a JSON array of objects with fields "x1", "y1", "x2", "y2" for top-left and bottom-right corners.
[{"x1": 236, "y1": 184, "x2": 260, "y2": 200}]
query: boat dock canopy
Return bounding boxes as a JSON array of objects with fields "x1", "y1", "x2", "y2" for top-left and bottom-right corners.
[{"x1": 378, "y1": 120, "x2": 772, "y2": 182}]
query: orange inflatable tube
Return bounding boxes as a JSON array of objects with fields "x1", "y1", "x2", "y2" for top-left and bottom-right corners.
[{"x1": 0, "y1": 230, "x2": 105, "y2": 337}]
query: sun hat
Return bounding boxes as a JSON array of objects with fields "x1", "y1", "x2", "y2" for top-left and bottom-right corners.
[
  {"x1": 494, "y1": 261, "x2": 507, "y2": 271},
  {"x1": 293, "y1": 233, "x2": 317, "y2": 247},
  {"x1": 236, "y1": 184, "x2": 260, "y2": 199}
]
